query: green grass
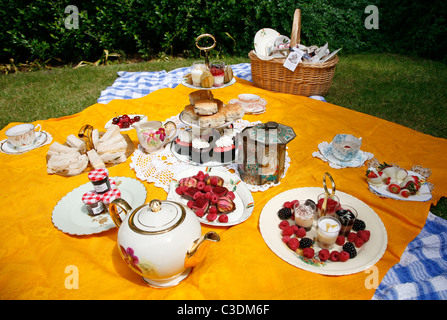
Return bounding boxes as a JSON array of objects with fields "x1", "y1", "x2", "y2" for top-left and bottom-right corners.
[{"x1": 1, "y1": 53, "x2": 446, "y2": 218}]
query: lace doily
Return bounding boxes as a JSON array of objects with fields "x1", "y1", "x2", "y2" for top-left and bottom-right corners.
[
  {"x1": 312, "y1": 141, "x2": 374, "y2": 169},
  {"x1": 130, "y1": 114, "x2": 291, "y2": 193}
]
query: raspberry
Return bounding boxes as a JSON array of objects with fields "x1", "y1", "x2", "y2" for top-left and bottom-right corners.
[
  {"x1": 357, "y1": 230, "x2": 371, "y2": 242},
  {"x1": 353, "y1": 219, "x2": 366, "y2": 231},
  {"x1": 205, "y1": 192, "x2": 213, "y2": 200},
  {"x1": 175, "y1": 186, "x2": 185, "y2": 195},
  {"x1": 197, "y1": 181, "x2": 205, "y2": 190},
  {"x1": 279, "y1": 220, "x2": 290, "y2": 230},
  {"x1": 303, "y1": 247, "x2": 315, "y2": 259},
  {"x1": 338, "y1": 251, "x2": 350, "y2": 262},
  {"x1": 187, "y1": 200, "x2": 194, "y2": 208},
  {"x1": 347, "y1": 232, "x2": 357, "y2": 242},
  {"x1": 342, "y1": 242, "x2": 357, "y2": 258},
  {"x1": 218, "y1": 214, "x2": 228, "y2": 223},
  {"x1": 282, "y1": 236, "x2": 290, "y2": 244},
  {"x1": 318, "y1": 249, "x2": 330, "y2": 261},
  {"x1": 208, "y1": 206, "x2": 217, "y2": 214},
  {"x1": 288, "y1": 238, "x2": 299, "y2": 251},
  {"x1": 207, "y1": 212, "x2": 217, "y2": 221},
  {"x1": 203, "y1": 185, "x2": 212, "y2": 192},
  {"x1": 193, "y1": 191, "x2": 203, "y2": 200},
  {"x1": 196, "y1": 170, "x2": 205, "y2": 181},
  {"x1": 283, "y1": 201, "x2": 293, "y2": 209},
  {"x1": 291, "y1": 200, "x2": 299, "y2": 207},
  {"x1": 211, "y1": 194, "x2": 219, "y2": 204},
  {"x1": 354, "y1": 237, "x2": 364, "y2": 248},
  {"x1": 330, "y1": 251, "x2": 339, "y2": 262},
  {"x1": 277, "y1": 207, "x2": 292, "y2": 220},
  {"x1": 295, "y1": 227, "x2": 306, "y2": 238},
  {"x1": 291, "y1": 224, "x2": 299, "y2": 233},
  {"x1": 210, "y1": 177, "x2": 219, "y2": 186},
  {"x1": 282, "y1": 226, "x2": 294, "y2": 237},
  {"x1": 336, "y1": 236, "x2": 345, "y2": 246},
  {"x1": 299, "y1": 237, "x2": 313, "y2": 249},
  {"x1": 227, "y1": 191, "x2": 236, "y2": 200}
]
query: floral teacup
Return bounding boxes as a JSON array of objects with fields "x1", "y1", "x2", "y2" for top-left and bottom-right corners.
[
  {"x1": 133, "y1": 120, "x2": 177, "y2": 154},
  {"x1": 5, "y1": 123, "x2": 42, "y2": 148}
]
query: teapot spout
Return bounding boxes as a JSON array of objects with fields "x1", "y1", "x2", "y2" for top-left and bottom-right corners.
[{"x1": 184, "y1": 231, "x2": 220, "y2": 268}]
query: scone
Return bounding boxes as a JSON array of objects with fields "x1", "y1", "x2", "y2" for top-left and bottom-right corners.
[
  {"x1": 194, "y1": 99, "x2": 218, "y2": 115},
  {"x1": 222, "y1": 103, "x2": 244, "y2": 122},
  {"x1": 189, "y1": 90, "x2": 213, "y2": 105},
  {"x1": 198, "y1": 112, "x2": 226, "y2": 128},
  {"x1": 182, "y1": 105, "x2": 199, "y2": 124}
]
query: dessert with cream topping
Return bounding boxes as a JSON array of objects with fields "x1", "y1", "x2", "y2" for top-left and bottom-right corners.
[{"x1": 173, "y1": 130, "x2": 192, "y2": 156}]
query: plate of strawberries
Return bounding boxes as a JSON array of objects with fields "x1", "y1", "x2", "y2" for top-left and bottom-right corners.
[{"x1": 167, "y1": 167, "x2": 254, "y2": 226}]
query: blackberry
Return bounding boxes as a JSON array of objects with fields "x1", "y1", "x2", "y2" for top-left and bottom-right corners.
[
  {"x1": 277, "y1": 207, "x2": 292, "y2": 220},
  {"x1": 342, "y1": 242, "x2": 357, "y2": 258},
  {"x1": 353, "y1": 219, "x2": 366, "y2": 231},
  {"x1": 299, "y1": 237, "x2": 313, "y2": 249}
]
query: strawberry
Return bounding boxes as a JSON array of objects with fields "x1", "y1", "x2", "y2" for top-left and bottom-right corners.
[
  {"x1": 366, "y1": 170, "x2": 378, "y2": 178},
  {"x1": 384, "y1": 177, "x2": 391, "y2": 185},
  {"x1": 388, "y1": 184, "x2": 401, "y2": 194},
  {"x1": 400, "y1": 189, "x2": 410, "y2": 198}
]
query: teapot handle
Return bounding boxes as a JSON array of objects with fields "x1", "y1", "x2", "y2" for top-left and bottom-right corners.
[{"x1": 109, "y1": 198, "x2": 133, "y2": 228}]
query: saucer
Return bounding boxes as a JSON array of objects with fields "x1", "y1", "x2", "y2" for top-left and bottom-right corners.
[
  {"x1": 1, "y1": 131, "x2": 49, "y2": 154},
  {"x1": 228, "y1": 98, "x2": 267, "y2": 114},
  {"x1": 313, "y1": 141, "x2": 374, "y2": 169}
]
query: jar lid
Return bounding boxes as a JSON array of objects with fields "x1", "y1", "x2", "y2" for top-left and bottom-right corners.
[
  {"x1": 242, "y1": 121, "x2": 296, "y2": 145},
  {"x1": 88, "y1": 168, "x2": 109, "y2": 182},
  {"x1": 128, "y1": 199, "x2": 186, "y2": 235},
  {"x1": 82, "y1": 191, "x2": 101, "y2": 205},
  {"x1": 101, "y1": 188, "x2": 121, "y2": 205}
]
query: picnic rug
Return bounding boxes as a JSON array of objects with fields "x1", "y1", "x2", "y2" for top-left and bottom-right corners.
[{"x1": 0, "y1": 64, "x2": 445, "y2": 300}]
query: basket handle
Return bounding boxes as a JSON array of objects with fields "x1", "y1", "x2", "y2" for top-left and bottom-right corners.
[{"x1": 290, "y1": 9, "x2": 301, "y2": 47}]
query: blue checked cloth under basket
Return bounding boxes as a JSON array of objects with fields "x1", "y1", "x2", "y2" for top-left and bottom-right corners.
[{"x1": 97, "y1": 63, "x2": 447, "y2": 300}]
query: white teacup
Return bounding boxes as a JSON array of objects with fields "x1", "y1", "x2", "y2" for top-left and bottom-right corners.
[
  {"x1": 5, "y1": 123, "x2": 42, "y2": 148},
  {"x1": 331, "y1": 134, "x2": 362, "y2": 161}
]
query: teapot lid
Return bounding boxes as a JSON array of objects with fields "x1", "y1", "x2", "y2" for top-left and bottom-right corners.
[
  {"x1": 128, "y1": 199, "x2": 186, "y2": 235},
  {"x1": 242, "y1": 121, "x2": 296, "y2": 145}
]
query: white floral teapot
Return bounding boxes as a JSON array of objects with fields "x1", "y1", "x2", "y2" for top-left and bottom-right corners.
[{"x1": 109, "y1": 198, "x2": 220, "y2": 287}]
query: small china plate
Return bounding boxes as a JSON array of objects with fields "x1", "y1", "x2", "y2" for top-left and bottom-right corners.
[
  {"x1": 167, "y1": 167, "x2": 254, "y2": 227},
  {"x1": 367, "y1": 169, "x2": 432, "y2": 202},
  {"x1": 181, "y1": 77, "x2": 236, "y2": 90},
  {"x1": 1, "y1": 131, "x2": 49, "y2": 154},
  {"x1": 52, "y1": 177, "x2": 147, "y2": 236},
  {"x1": 254, "y1": 28, "x2": 280, "y2": 57},
  {"x1": 259, "y1": 187, "x2": 388, "y2": 276},
  {"x1": 104, "y1": 114, "x2": 147, "y2": 131},
  {"x1": 228, "y1": 98, "x2": 267, "y2": 115},
  {"x1": 317, "y1": 141, "x2": 373, "y2": 168}
]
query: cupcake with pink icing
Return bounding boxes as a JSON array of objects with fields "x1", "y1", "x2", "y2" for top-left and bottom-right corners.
[
  {"x1": 213, "y1": 134, "x2": 235, "y2": 163},
  {"x1": 173, "y1": 130, "x2": 192, "y2": 156}
]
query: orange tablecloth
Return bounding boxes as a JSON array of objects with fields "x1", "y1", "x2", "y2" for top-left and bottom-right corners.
[{"x1": 1, "y1": 78, "x2": 446, "y2": 300}]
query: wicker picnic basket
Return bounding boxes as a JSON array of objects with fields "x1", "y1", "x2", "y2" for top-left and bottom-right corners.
[{"x1": 249, "y1": 9, "x2": 338, "y2": 96}]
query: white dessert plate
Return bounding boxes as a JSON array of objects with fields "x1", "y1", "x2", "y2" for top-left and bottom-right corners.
[
  {"x1": 259, "y1": 187, "x2": 388, "y2": 276},
  {"x1": 178, "y1": 110, "x2": 235, "y2": 129},
  {"x1": 104, "y1": 114, "x2": 147, "y2": 131},
  {"x1": 228, "y1": 98, "x2": 267, "y2": 115},
  {"x1": 367, "y1": 169, "x2": 432, "y2": 202},
  {"x1": 181, "y1": 77, "x2": 236, "y2": 90},
  {"x1": 1, "y1": 131, "x2": 48, "y2": 154},
  {"x1": 52, "y1": 177, "x2": 147, "y2": 236},
  {"x1": 167, "y1": 167, "x2": 254, "y2": 227}
]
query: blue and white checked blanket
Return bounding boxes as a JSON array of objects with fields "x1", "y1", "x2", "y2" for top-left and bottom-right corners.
[{"x1": 97, "y1": 63, "x2": 447, "y2": 300}]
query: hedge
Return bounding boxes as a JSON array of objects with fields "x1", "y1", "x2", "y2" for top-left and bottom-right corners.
[{"x1": 1, "y1": 0, "x2": 446, "y2": 64}]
